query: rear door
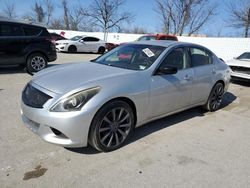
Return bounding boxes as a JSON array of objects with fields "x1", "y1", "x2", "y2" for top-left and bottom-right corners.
[
  {"x1": 188, "y1": 47, "x2": 215, "y2": 104},
  {"x1": 0, "y1": 23, "x2": 25, "y2": 65},
  {"x1": 80, "y1": 37, "x2": 100, "y2": 52}
]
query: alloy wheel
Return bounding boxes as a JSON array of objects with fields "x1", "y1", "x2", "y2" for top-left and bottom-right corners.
[
  {"x1": 210, "y1": 83, "x2": 224, "y2": 111},
  {"x1": 30, "y1": 56, "x2": 46, "y2": 71},
  {"x1": 98, "y1": 107, "x2": 132, "y2": 148}
]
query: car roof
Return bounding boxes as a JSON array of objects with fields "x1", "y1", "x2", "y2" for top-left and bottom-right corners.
[
  {"x1": 141, "y1": 34, "x2": 177, "y2": 37},
  {"x1": 0, "y1": 18, "x2": 46, "y2": 28},
  {"x1": 128, "y1": 40, "x2": 180, "y2": 47},
  {"x1": 127, "y1": 40, "x2": 213, "y2": 52}
]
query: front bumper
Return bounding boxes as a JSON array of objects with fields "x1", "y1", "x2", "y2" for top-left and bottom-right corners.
[
  {"x1": 231, "y1": 71, "x2": 250, "y2": 80},
  {"x1": 55, "y1": 44, "x2": 68, "y2": 52},
  {"x1": 21, "y1": 101, "x2": 96, "y2": 148}
]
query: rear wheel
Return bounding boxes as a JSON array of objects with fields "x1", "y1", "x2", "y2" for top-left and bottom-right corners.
[
  {"x1": 26, "y1": 53, "x2": 47, "y2": 75},
  {"x1": 203, "y1": 82, "x2": 224, "y2": 111},
  {"x1": 98, "y1": 46, "x2": 106, "y2": 54},
  {"x1": 68, "y1": 45, "x2": 77, "y2": 53},
  {"x1": 89, "y1": 100, "x2": 135, "y2": 152}
]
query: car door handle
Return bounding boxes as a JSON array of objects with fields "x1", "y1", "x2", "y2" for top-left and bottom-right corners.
[
  {"x1": 184, "y1": 75, "x2": 192, "y2": 81},
  {"x1": 212, "y1": 68, "x2": 216, "y2": 74}
]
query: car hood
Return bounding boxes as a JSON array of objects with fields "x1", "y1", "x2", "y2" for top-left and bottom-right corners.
[
  {"x1": 226, "y1": 59, "x2": 250, "y2": 68},
  {"x1": 32, "y1": 62, "x2": 136, "y2": 94}
]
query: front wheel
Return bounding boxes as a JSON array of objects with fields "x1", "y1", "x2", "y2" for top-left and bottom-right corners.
[
  {"x1": 203, "y1": 82, "x2": 224, "y2": 112},
  {"x1": 89, "y1": 100, "x2": 135, "y2": 152},
  {"x1": 26, "y1": 53, "x2": 47, "y2": 75},
  {"x1": 68, "y1": 45, "x2": 77, "y2": 53}
]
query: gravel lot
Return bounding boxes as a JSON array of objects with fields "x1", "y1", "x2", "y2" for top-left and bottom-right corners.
[{"x1": 0, "y1": 53, "x2": 250, "y2": 188}]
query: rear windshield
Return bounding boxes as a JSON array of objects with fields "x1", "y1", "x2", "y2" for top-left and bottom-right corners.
[
  {"x1": 137, "y1": 36, "x2": 156, "y2": 41},
  {"x1": 237, "y1": 52, "x2": 250, "y2": 60}
]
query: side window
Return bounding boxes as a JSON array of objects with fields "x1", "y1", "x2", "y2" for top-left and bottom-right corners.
[
  {"x1": 23, "y1": 26, "x2": 42, "y2": 36},
  {"x1": 160, "y1": 48, "x2": 190, "y2": 70},
  {"x1": 40, "y1": 28, "x2": 50, "y2": 37},
  {"x1": 189, "y1": 47, "x2": 212, "y2": 67},
  {"x1": 83, "y1": 37, "x2": 99, "y2": 42},
  {"x1": 0, "y1": 24, "x2": 23, "y2": 36}
]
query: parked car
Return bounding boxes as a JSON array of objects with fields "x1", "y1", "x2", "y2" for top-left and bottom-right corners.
[
  {"x1": 226, "y1": 52, "x2": 250, "y2": 81},
  {"x1": 55, "y1": 36, "x2": 106, "y2": 53},
  {"x1": 136, "y1": 34, "x2": 178, "y2": 41},
  {"x1": 21, "y1": 41, "x2": 231, "y2": 152},
  {"x1": 107, "y1": 34, "x2": 179, "y2": 51},
  {"x1": 0, "y1": 19, "x2": 57, "y2": 74},
  {"x1": 105, "y1": 42, "x2": 118, "y2": 51},
  {"x1": 50, "y1": 33, "x2": 67, "y2": 43}
]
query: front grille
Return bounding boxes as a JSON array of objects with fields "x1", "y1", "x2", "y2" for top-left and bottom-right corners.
[
  {"x1": 230, "y1": 66, "x2": 250, "y2": 75},
  {"x1": 22, "y1": 84, "x2": 52, "y2": 108}
]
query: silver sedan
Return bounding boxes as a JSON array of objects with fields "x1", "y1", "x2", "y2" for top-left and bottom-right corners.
[{"x1": 21, "y1": 41, "x2": 231, "y2": 152}]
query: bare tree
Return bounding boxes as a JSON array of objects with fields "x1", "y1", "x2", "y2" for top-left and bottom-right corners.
[
  {"x1": 227, "y1": 0, "x2": 250, "y2": 38},
  {"x1": 120, "y1": 26, "x2": 148, "y2": 34},
  {"x1": 50, "y1": 18, "x2": 65, "y2": 29},
  {"x1": 44, "y1": 0, "x2": 54, "y2": 26},
  {"x1": 156, "y1": 0, "x2": 216, "y2": 36},
  {"x1": 2, "y1": 1, "x2": 16, "y2": 19},
  {"x1": 155, "y1": 0, "x2": 171, "y2": 33},
  {"x1": 87, "y1": 0, "x2": 133, "y2": 41},
  {"x1": 69, "y1": 6, "x2": 89, "y2": 31},
  {"x1": 34, "y1": 2, "x2": 45, "y2": 22},
  {"x1": 62, "y1": 0, "x2": 70, "y2": 30}
]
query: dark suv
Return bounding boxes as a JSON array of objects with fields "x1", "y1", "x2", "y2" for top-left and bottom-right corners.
[{"x1": 0, "y1": 19, "x2": 57, "y2": 74}]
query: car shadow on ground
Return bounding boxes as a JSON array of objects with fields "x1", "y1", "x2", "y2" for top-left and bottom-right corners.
[
  {"x1": 0, "y1": 66, "x2": 27, "y2": 74},
  {"x1": 59, "y1": 51, "x2": 101, "y2": 55},
  {"x1": 0, "y1": 64, "x2": 59, "y2": 75},
  {"x1": 66, "y1": 91, "x2": 236, "y2": 155}
]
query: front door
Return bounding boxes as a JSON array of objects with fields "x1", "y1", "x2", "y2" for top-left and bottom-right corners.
[{"x1": 149, "y1": 47, "x2": 194, "y2": 118}]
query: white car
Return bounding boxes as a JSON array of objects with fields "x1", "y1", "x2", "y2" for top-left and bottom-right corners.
[
  {"x1": 55, "y1": 36, "x2": 106, "y2": 53},
  {"x1": 226, "y1": 52, "x2": 250, "y2": 80}
]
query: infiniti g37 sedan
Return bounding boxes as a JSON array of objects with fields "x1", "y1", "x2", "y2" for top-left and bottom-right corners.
[{"x1": 21, "y1": 41, "x2": 231, "y2": 152}]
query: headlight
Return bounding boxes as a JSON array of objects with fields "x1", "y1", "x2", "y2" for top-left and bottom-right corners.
[{"x1": 50, "y1": 87, "x2": 100, "y2": 112}]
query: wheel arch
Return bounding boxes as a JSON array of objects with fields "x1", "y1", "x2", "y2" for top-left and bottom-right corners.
[
  {"x1": 88, "y1": 96, "x2": 138, "y2": 141},
  {"x1": 68, "y1": 45, "x2": 77, "y2": 52},
  {"x1": 26, "y1": 51, "x2": 49, "y2": 63},
  {"x1": 214, "y1": 80, "x2": 225, "y2": 88},
  {"x1": 98, "y1": 46, "x2": 106, "y2": 53}
]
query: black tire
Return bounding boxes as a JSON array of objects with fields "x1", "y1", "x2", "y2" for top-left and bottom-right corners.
[
  {"x1": 98, "y1": 46, "x2": 106, "y2": 54},
  {"x1": 68, "y1": 45, "x2": 77, "y2": 53},
  {"x1": 203, "y1": 82, "x2": 224, "y2": 112},
  {"x1": 89, "y1": 100, "x2": 135, "y2": 152},
  {"x1": 26, "y1": 53, "x2": 47, "y2": 75}
]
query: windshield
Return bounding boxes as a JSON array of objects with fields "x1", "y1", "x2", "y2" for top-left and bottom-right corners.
[
  {"x1": 237, "y1": 52, "x2": 250, "y2": 60},
  {"x1": 94, "y1": 44, "x2": 165, "y2": 71},
  {"x1": 70, "y1": 36, "x2": 82, "y2": 41},
  {"x1": 137, "y1": 36, "x2": 156, "y2": 41}
]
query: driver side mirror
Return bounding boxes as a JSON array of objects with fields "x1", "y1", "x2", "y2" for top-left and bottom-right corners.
[
  {"x1": 156, "y1": 65, "x2": 178, "y2": 75},
  {"x1": 79, "y1": 39, "x2": 84, "y2": 43}
]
